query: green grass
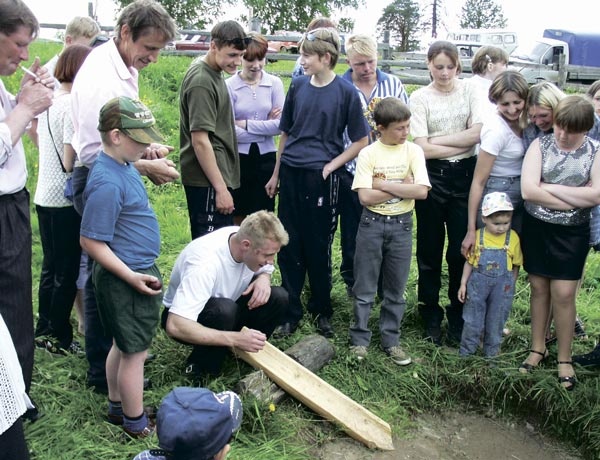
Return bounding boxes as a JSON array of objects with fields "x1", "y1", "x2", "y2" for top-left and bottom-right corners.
[{"x1": 13, "y1": 41, "x2": 600, "y2": 459}]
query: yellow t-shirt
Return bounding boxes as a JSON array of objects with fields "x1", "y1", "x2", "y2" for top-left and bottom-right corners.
[
  {"x1": 351, "y1": 140, "x2": 431, "y2": 216},
  {"x1": 467, "y1": 228, "x2": 523, "y2": 270}
]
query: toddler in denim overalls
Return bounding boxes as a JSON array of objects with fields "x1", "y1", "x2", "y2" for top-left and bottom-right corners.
[{"x1": 458, "y1": 192, "x2": 523, "y2": 357}]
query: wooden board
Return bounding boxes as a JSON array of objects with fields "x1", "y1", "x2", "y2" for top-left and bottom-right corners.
[{"x1": 233, "y1": 330, "x2": 394, "y2": 451}]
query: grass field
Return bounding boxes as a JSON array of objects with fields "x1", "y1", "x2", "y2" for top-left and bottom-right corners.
[{"x1": 7, "y1": 41, "x2": 600, "y2": 459}]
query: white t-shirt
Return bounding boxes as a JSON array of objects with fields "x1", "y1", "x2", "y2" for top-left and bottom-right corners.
[
  {"x1": 409, "y1": 78, "x2": 484, "y2": 161},
  {"x1": 34, "y1": 92, "x2": 74, "y2": 207},
  {"x1": 480, "y1": 112, "x2": 524, "y2": 177},
  {"x1": 163, "y1": 227, "x2": 274, "y2": 321}
]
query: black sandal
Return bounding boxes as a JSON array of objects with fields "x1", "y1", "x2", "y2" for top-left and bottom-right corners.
[
  {"x1": 519, "y1": 349, "x2": 547, "y2": 374},
  {"x1": 558, "y1": 360, "x2": 577, "y2": 391}
]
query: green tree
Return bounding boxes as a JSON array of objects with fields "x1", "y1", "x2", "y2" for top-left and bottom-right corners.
[
  {"x1": 338, "y1": 17, "x2": 355, "y2": 34},
  {"x1": 377, "y1": 0, "x2": 422, "y2": 52},
  {"x1": 459, "y1": 0, "x2": 507, "y2": 29},
  {"x1": 243, "y1": 0, "x2": 362, "y2": 34},
  {"x1": 114, "y1": 0, "x2": 233, "y2": 29}
]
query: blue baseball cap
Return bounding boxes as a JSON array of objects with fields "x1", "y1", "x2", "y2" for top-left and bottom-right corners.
[{"x1": 157, "y1": 387, "x2": 243, "y2": 460}]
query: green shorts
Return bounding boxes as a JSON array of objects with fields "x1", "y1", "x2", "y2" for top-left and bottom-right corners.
[{"x1": 93, "y1": 262, "x2": 163, "y2": 353}]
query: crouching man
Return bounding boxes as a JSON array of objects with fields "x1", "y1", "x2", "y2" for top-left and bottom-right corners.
[{"x1": 162, "y1": 210, "x2": 289, "y2": 378}]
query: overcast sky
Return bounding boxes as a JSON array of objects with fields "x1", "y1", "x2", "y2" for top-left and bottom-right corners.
[{"x1": 24, "y1": 0, "x2": 598, "y2": 45}]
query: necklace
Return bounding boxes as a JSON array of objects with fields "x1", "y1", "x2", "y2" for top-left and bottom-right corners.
[
  {"x1": 432, "y1": 81, "x2": 455, "y2": 95},
  {"x1": 240, "y1": 72, "x2": 260, "y2": 86}
]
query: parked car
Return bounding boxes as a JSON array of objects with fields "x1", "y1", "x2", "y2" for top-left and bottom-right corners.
[
  {"x1": 267, "y1": 35, "x2": 300, "y2": 54},
  {"x1": 175, "y1": 33, "x2": 210, "y2": 51},
  {"x1": 452, "y1": 41, "x2": 484, "y2": 58}
]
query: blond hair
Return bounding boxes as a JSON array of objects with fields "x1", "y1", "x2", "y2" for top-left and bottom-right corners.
[
  {"x1": 238, "y1": 211, "x2": 289, "y2": 248},
  {"x1": 65, "y1": 16, "x2": 101, "y2": 42},
  {"x1": 346, "y1": 34, "x2": 377, "y2": 59}
]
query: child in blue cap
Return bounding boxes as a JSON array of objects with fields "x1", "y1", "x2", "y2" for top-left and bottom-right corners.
[{"x1": 133, "y1": 387, "x2": 243, "y2": 460}]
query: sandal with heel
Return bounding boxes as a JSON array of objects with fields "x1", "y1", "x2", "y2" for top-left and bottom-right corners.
[
  {"x1": 558, "y1": 360, "x2": 577, "y2": 391},
  {"x1": 519, "y1": 349, "x2": 548, "y2": 374}
]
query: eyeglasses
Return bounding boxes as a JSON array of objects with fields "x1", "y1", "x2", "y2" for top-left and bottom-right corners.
[
  {"x1": 224, "y1": 36, "x2": 252, "y2": 47},
  {"x1": 304, "y1": 29, "x2": 338, "y2": 48}
]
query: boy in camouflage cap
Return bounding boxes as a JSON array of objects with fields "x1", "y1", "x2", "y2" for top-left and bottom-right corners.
[{"x1": 80, "y1": 96, "x2": 164, "y2": 438}]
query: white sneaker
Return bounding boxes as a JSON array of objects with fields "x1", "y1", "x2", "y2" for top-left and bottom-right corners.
[
  {"x1": 350, "y1": 345, "x2": 368, "y2": 361},
  {"x1": 383, "y1": 346, "x2": 411, "y2": 366}
]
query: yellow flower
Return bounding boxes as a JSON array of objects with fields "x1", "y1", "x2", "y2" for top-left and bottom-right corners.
[{"x1": 269, "y1": 403, "x2": 276, "y2": 412}]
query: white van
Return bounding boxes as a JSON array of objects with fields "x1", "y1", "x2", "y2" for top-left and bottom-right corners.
[{"x1": 447, "y1": 29, "x2": 518, "y2": 54}]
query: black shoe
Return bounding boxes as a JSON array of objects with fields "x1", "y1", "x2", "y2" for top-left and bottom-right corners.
[
  {"x1": 573, "y1": 347, "x2": 600, "y2": 367},
  {"x1": 345, "y1": 285, "x2": 354, "y2": 298},
  {"x1": 574, "y1": 318, "x2": 587, "y2": 339},
  {"x1": 424, "y1": 326, "x2": 442, "y2": 347},
  {"x1": 273, "y1": 322, "x2": 297, "y2": 338},
  {"x1": 22, "y1": 398, "x2": 40, "y2": 423},
  {"x1": 145, "y1": 353, "x2": 156, "y2": 363},
  {"x1": 316, "y1": 316, "x2": 334, "y2": 338}
]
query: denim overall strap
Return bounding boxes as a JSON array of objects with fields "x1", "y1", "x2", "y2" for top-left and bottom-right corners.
[{"x1": 474, "y1": 229, "x2": 510, "y2": 277}]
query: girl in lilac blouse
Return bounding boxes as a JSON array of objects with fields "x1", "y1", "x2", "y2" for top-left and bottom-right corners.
[{"x1": 226, "y1": 33, "x2": 285, "y2": 224}]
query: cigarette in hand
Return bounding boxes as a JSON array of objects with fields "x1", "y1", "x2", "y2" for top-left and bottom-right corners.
[{"x1": 20, "y1": 65, "x2": 39, "y2": 79}]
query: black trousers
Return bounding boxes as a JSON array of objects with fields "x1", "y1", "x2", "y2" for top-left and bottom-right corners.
[
  {"x1": 277, "y1": 164, "x2": 339, "y2": 325},
  {"x1": 232, "y1": 144, "x2": 276, "y2": 217},
  {"x1": 415, "y1": 157, "x2": 475, "y2": 335},
  {"x1": 35, "y1": 205, "x2": 81, "y2": 348},
  {"x1": 0, "y1": 419, "x2": 30, "y2": 460},
  {"x1": 162, "y1": 286, "x2": 287, "y2": 375},
  {"x1": 0, "y1": 189, "x2": 34, "y2": 392},
  {"x1": 184, "y1": 185, "x2": 235, "y2": 240},
  {"x1": 337, "y1": 168, "x2": 361, "y2": 289}
]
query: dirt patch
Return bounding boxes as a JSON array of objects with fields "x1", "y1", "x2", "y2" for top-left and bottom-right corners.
[{"x1": 318, "y1": 411, "x2": 580, "y2": 460}]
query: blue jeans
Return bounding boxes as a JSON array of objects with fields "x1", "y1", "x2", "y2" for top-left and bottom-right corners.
[
  {"x1": 481, "y1": 176, "x2": 523, "y2": 234},
  {"x1": 350, "y1": 209, "x2": 413, "y2": 348}
]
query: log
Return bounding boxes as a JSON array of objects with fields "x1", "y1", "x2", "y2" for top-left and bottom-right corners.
[
  {"x1": 233, "y1": 329, "x2": 395, "y2": 451},
  {"x1": 236, "y1": 334, "x2": 335, "y2": 403}
]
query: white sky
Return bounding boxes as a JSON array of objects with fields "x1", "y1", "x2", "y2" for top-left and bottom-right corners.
[{"x1": 23, "y1": 0, "x2": 598, "y2": 46}]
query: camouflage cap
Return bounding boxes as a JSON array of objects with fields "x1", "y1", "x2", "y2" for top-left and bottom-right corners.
[{"x1": 98, "y1": 96, "x2": 164, "y2": 144}]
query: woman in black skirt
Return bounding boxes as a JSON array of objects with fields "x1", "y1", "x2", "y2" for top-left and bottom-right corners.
[{"x1": 520, "y1": 95, "x2": 600, "y2": 390}]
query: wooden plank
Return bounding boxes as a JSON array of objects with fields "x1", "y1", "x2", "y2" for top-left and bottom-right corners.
[{"x1": 233, "y1": 330, "x2": 394, "y2": 451}]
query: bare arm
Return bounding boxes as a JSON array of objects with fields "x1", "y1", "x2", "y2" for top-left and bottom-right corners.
[
  {"x1": 457, "y1": 261, "x2": 473, "y2": 303},
  {"x1": 322, "y1": 136, "x2": 368, "y2": 180},
  {"x1": 3, "y1": 82, "x2": 53, "y2": 148},
  {"x1": 63, "y1": 143, "x2": 76, "y2": 172},
  {"x1": 165, "y1": 312, "x2": 267, "y2": 352},
  {"x1": 462, "y1": 151, "x2": 496, "y2": 257},
  {"x1": 521, "y1": 139, "x2": 578, "y2": 210},
  {"x1": 134, "y1": 158, "x2": 180, "y2": 185},
  {"x1": 429, "y1": 123, "x2": 482, "y2": 148},
  {"x1": 265, "y1": 132, "x2": 287, "y2": 198},
  {"x1": 540, "y1": 153, "x2": 600, "y2": 208},
  {"x1": 191, "y1": 130, "x2": 234, "y2": 214},
  {"x1": 79, "y1": 236, "x2": 161, "y2": 295},
  {"x1": 373, "y1": 178, "x2": 428, "y2": 200},
  {"x1": 413, "y1": 136, "x2": 470, "y2": 160}
]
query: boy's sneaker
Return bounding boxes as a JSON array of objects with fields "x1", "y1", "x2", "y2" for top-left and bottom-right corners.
[
  {"x1": 67, "y1": 341, "x2": 85, "y2": 355},
  {"x1": 350, "y1": 345, "x2": 368, "y2": 361},
  {"x1": 382, "y1": 346, "x2": 412, "y2": 366}
]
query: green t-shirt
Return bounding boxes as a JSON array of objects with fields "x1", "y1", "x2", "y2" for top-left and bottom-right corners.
[{"x1": 179, "y1": 58, "x2": 239, "y2": 188}]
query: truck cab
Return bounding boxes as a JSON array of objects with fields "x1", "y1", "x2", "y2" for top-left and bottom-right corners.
[
  {"x1": 510, "y1": 30, "x2": 600, "y2": 83},
  {"x1": 509, "y1": 38, "x2": 567, "y2": 83}
]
